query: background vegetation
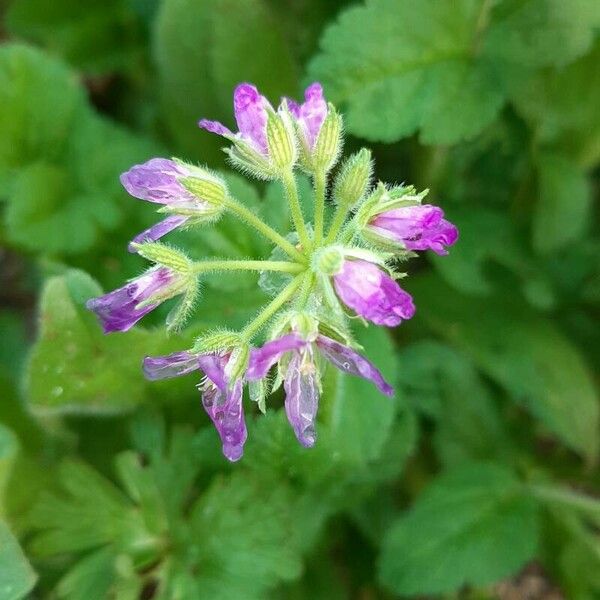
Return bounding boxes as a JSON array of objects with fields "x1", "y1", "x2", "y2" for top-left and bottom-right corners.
[{"x1": 0, "y1": 0, "x2": 599, "y2": 598}]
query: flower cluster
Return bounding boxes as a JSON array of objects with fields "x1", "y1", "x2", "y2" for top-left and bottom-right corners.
[{"x1": 87, "y1": 82, "x2": 457, "y2": 461}]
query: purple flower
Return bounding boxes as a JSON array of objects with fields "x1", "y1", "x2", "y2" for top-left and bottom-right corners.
[
  {"x1": 286, "y1": 83, "x2": 328, "y2": 150},
  {"x1": 199, "y1": 83, "x2": 271, "y2": 155},
  {"x1": 368, "y1": 204, "x2": 458, "y2": 256},
  {"x1": 332, "y1": 259, "x2": 415, "y2": 327},
  {"x1": 143, "y1": 350, "x2": 247, "y2": 462},
  {"x1": 247, "y1": 332, "x2": 393, "y2": 447},
  {"x1": 86, "y1": 267, "x2": 185, "y2": 333},
  {"x1": 120, "y1": 159, "x2": 215, "y2": 250}
]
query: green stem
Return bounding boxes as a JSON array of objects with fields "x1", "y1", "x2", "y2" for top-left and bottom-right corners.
[
  {"x1": 313, "y1": 171, "x2": 327, "y2": 248},
  {"x1": 324, "y1": 202, "x2": 350, "y2": 244},
  {"x1": 192, "y1": 260, "x2": 304, "y2": 275},
  {"x1": 296, "y1": 271, "x2": 315, "y2": 309},
  {"x1": 242, "y1": 275, "x2": 304, "y2": 340},
  {"x1": 282, "y1": 170, "x2": 311, "y2": 251},
  {"x1": 222, "y1": 195, "x2": 305, "y2": 262},
  {"x1": 529, "y1": 484, "x2": 600, "y2": 518}
]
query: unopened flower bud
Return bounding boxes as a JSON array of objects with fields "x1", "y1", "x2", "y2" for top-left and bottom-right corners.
[
  {"x1": 266, "y1": 108, "x2": 297, "y2": 172},
  {"x1": 333, "y1": 149, "x2": 373, "y2": 209},
  {"x1": 312, "y1": 105, "x2": 343, "y2": 173},
  {"x1": 312, "y1": 245, "x2": 344, "y2": 276}
]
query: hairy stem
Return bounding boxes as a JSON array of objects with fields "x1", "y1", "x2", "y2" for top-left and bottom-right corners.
[
  {"x1": 192, "y1": 260, "x2": 304, "y2": 274},
  {"x1": 313, "y1": 171, "x2": 327, "y2": 248},
  {"x1": 324, "y1": 202, "x2": 350, "y2": 244},
  {"x1": 222, "y1": 195, "x2": 305, "y2": 262},
  {"x1": 242, "y1": 275, "x2": 304, "y2": 340},
  {"x1": 282, "y1": 170, "x2": 311, "y2": 251}
]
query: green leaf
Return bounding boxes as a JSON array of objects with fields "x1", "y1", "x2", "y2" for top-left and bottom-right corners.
[
  {"x1": 5, "y1": 0, "x2": 145, "y2": 75},
  {"x1": 25, "y1": 269, "x2": 184, "y2": 414},
  {"x1": 483, "y1": 0, "x2": 600, "y2": 68},
  {"x1": 0, "y1": 520, "x2": 37, "y2": 600},
  {"x1": 411, "y1": 274, "x2": 600, "y2": 463},
  {"x1": 378, "y1": 462, "x2": 539, "y2": 595},
  {"x1": 324, "y1": 325, "x2": 398, "y2": 465},
  {"x1": 154, "y1": 0, "x2": 298, "y2": 158},
  {"x1": 533, "y1": 152, "x2": 592, "y2": 255},
  {"x1": 0, "y1": 426, "x2": 19, "y2": 518},
  {"x1": 0, "y1": 44, "x2": 161, "y2": 255},
  {"x1": 185, "y1": 472, "x2": 303, "y2": 599},
  {"x1": 309, "y1": 0, "x2": 599, "y2": 144},
  {"x1": 512, "y1": 43, "x2": 600, "y2": 167},
  {"x1": 399, "y1": 341, "x2": 512, "y2": 466}
]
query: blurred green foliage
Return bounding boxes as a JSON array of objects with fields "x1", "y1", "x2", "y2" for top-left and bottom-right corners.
[{"x1": 0, "y1": 0, "x2": 598, "y2": 598}]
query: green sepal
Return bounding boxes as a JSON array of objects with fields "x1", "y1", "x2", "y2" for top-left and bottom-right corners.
[
  {"x1": 333, "y1": 148, "x2": 373, "y2": 209},
  {"x1": 131, "y1": 241, "x2": 192, "y2": 273},
  {"x1": 266, "y1": 107, "x2": 296, "y2": 172},
  {"x1": 192, "y1": 329, "x2": 243, "y2": 354},
  {"x1": 312, "y1": 103, "x2": 343, "y2": 173}
]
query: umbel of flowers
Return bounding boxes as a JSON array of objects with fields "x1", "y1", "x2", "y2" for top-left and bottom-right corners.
[{"x1": 87, "y1": 83, "x2": 458, "y2": 461}]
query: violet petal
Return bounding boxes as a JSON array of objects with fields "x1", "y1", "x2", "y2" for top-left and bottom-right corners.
[
  {"x1": 246, "y1": 333, "x2": 307, "y2": 380},
  {"x1": 86, "y1": 267, "x2": 174, "y2": 333},
  {"x1": 233, "y1": 83, "x2": 269, "y2": 154},
  {"x1": 201, "y1": 375, "x2": 247, "y2": 462},
  {"x1": 198, "y1": 118, "x2": 234, "y2": 137},
  {"x1": 128, "y1": 215, "x2": 189, "y2": 252},
  {"x1": 284, "y1": 353, "x2": 319, "y2": 448},
  {"x1": 120, "y1": 158, "x2": 196, "y2": 205},
  {"x1": 333, "y1": 260, "x2": 415, "y2": 327},
  {"x1": 316, "y1": 335, "x2": 394, "y2": 396},
  {"x1": 143, "y1": 351, "x2": 199, "y2": 380}
]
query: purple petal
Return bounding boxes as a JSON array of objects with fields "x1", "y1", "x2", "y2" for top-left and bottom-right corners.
[
  {"x1": 201, "y1": 377, "x2": 247, "y2": 462},
  {"x1": 246, "y1": 333, "x2": 307, "y2": 380},
  {"x1": 198, "y1": 118, "x2": 234, "y2": 137},
  {"x1": 86, "y1": 267, "x2": 175, "y2": 333},
  {"x1": 316, "y1": 335, "x2": 394, "y2": 396},
  {"x1": 128, "y1": 215, "x2": 189, "y2": 252},
  {"x1": 198, "y1": 354, "x2": 228, "y2": 392},
  {"x1": 120, "y1": 158, "x2": 196, "y2": 205},
  {"x1": 284, "y1": 353, "x2": 319, "y2": 447},
  {"x1": 333, "y1": 260, "x2": 415, "y2": 327},
  {"x1": 298, "y1": 82, "x2": 328, "y2": 149},
  {"x1": 284, "y1": 97, "x2": 301, "y2": 119},
  {"x1": 369, "y1": 205, "x2": 458, "y2": 255},
  {"x1": 233, "y1": 83, "x2": 270, "y2": 154},
  {"x1": 143, "y1": 351, "x2": 199, "y2": 380}
]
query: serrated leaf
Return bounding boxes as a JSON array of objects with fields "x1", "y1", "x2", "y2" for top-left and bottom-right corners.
[
  {"x1": 309, "y1": 0, "x2": 599, "y2": 144},
  {"x1": 411, "y1": 274, "x2": 600, "y2": 463},
  {"x1": 399, "y1": 341, "x2": 512, "y2": 466},
  {"x1": 0, "y1": 520, "x2": 37, "y2": 600},
  {"x1": 533, "y1": 152, "x2": 592, "y2": 255},
  {"x1": 154, "y1": 0, "x2": 298, "y2": 158},
  {"x1": 25, "y1": 269, "x2": 185, "y2": 414},
  {"x1": 185, "y1": 472, "x2": 303, "y2": 599},
  {"x1": 378, "y1": 462, "x2": 539, "y2": 595}
]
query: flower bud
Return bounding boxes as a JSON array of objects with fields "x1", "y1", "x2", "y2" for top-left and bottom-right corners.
[
  {"x1": 312, "y1": 105, "x2": 343, "y2": 173},
  {"x1": 312, "y1": 245, "x2": 344, "y2": 276},
  {"x1": 131, "y1": 241, "x2": 191, "y2": 274},
  {"x1": 266, "y1": 108, "x2": 297, "y2": 172},
  {"x1": 179, "y1": 168, "x2": 228, "y2": 207},
  {"x1": 333, "y1": 148, "x2": 373, "y2": 209}
]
